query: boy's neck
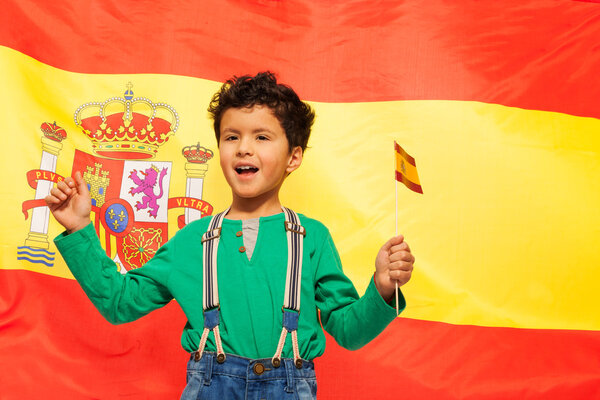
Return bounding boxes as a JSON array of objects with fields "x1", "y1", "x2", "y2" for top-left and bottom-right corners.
[{"x1": 226, "y1": 195, "x2": 283, "y2": 220}]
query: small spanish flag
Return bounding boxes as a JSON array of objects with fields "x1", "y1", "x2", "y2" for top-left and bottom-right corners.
[{"x1": 395, "y1": 141, "x2": 423, "y2": 194}]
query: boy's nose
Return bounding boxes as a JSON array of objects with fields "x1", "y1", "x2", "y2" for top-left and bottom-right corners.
[{"x1": 236, "y1": 137, "x2": 254, "y2": 156}]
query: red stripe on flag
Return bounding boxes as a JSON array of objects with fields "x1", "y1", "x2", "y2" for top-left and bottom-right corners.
[
  {"x1": 395, "y1": 171, "x2": 423, "y2": 194},
  {"x1": 3, "y1": 270, "x2": 599, "y2": 399},
  {"x1": 318, "y1": 318, "x2": 600, "y2": 400},
  {"x1": 1, "y1": 1, "x2": 600, "y2": 118},
  {"x1": 0, "y1": 270, "x2": 187, "y2": 399}
]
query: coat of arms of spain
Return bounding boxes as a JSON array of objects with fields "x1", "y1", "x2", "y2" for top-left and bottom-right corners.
[{"x1": 20, "y1": 83, "x2": 214, "y2": 272}]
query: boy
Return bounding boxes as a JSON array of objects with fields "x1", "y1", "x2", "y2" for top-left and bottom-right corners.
[{"x1": 46, "y1": 72, "x2": 414, "y2": 399}]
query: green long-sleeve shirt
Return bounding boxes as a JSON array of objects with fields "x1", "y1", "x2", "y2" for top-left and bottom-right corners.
[{"x1": 54, "y1": 212, "x2": 405, "y2": 360}]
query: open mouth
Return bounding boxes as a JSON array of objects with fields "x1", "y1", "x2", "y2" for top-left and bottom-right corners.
[{"x1": 235, "y1": 165, "x2": 259, "y2": 175}]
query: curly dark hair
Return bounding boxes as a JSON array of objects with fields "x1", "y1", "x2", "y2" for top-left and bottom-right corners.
[{"x1": 207, "y1": 72, "x2": 315, "y2": 152}]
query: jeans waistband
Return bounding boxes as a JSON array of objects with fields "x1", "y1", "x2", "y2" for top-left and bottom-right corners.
[{"x1": 188, "y1": 352, "x2": 315, "y2": 382}]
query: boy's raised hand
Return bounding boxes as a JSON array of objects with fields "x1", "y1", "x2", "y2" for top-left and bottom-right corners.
[
  {"x1": 374, "y1": 235, "x2": 414, "y2": 302},
  {"x1": 45, "y1": 171, "x2": 92, "y2": 234}
]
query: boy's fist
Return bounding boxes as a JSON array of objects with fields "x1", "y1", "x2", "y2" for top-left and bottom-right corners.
[
  {"x1": 374, "y1": 235, "x2": 414, "y2": 302},
  {"x1": 45, "y1": 171, "x2": 92, "y2": 233}
]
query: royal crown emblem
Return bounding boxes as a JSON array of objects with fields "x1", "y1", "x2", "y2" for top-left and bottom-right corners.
[
  {"x1": 41, "y1": 121, "x2": 67, "y2": 142},
  {"x1": 182, "y1": 143, "x2": 214, "y2": 164},
  {"x1": 74, "y1": 83, "x2": 179, "y2": 160}
]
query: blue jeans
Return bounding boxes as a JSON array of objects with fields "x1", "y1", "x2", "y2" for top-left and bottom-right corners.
[{"x1": 180, "y1": 352, "x2": 317, "y2": 400}]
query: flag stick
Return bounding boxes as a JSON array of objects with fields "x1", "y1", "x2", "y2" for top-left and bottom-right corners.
[{"x1": 394, "y1": 161, "x2": 400, "y2": 316}]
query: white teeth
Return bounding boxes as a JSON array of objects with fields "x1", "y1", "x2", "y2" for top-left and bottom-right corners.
[{"x1": 238, "y1": 166, "x2": 253, "y2": 170}]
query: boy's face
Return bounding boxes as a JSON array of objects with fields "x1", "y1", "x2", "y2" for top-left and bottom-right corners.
[{"x1": 218, "y1": 105, "x2": 302, "y2": 204}]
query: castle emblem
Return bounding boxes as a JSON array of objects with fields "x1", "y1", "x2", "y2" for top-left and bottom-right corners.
[{"x1": 84, "y1": 163, "x2": 110, "y2": 207}]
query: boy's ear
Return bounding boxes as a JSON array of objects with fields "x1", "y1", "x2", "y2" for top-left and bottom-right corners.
[{"x1": 286, "y1": 146, "x2": 303, "y2": 174}]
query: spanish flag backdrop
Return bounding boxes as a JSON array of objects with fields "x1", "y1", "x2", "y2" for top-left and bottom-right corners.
[{"x1": 1, "y1": 1, "x2": 600, "y2": 399}]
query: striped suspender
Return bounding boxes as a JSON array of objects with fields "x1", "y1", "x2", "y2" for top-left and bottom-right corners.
[
  {"x1": 194, "y1": 207, "x2": 306, "y2": 369},
  {"x1": 195, "y1": 208, "x2": 229, "y2": 363},
  {"x1": 202, "y1": 209, "x2": 228, "y2": 311},
  {"x1": 282, "y1": 207, "x2": 305, "y2": 311},
  {"x1": 272, "y1": 207, "x2": 306, "y2": 369}
]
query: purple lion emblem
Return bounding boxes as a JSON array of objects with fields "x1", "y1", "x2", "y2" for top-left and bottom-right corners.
[{"x1": 128, "y1": 166, "x2": 168, "y2": 218}]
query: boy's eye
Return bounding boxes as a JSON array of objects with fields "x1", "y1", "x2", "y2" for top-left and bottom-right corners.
[
  {"x1": 257, "y1": 135, "x2": 269, "y2": 141},
  {"x1": 224, "y1": 135, "x2": 238, "y2": 141}
]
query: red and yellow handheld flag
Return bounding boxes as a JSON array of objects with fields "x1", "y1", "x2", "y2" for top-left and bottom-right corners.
[{"x1": 395, "y1": 141, "x2": 422, "y2": 194}]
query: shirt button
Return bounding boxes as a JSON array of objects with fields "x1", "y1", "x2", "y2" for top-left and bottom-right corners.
[
  {"x1": 239, "y1": 246, "x2": 246, "y2": 253},
  {"x1": 236, "y1": 231, "x2": 243, "y2": 237}
]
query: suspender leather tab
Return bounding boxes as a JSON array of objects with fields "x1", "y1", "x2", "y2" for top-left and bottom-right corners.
[
  {"x1": 201, "y1": 227, "x2": 222, "y2": 243},
  {"x1": 284, "y1": 221, "x2": 306, "y2": 236}
]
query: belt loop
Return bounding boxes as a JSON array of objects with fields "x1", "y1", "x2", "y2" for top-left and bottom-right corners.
[
  {"x1": 283, "y1": 358, "x2": 295, "y2": 393},
  {"x1": 203, "y1": 353, "x2": 213, "y2": 386}
]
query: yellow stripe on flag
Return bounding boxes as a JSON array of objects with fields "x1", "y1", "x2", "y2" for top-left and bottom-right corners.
[{"x1": 2, "y1": 46, "x2": 600, "y2": 332}]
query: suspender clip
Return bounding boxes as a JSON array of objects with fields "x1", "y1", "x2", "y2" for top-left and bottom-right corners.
[
  {"x1": 202, "y1": 227, "x2": 222, "y2": 243},
  {"x1": 284, "y1": 221, "x2": 306, "y2": 236}
]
